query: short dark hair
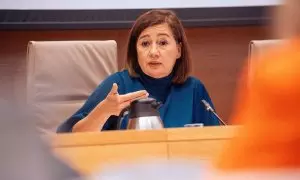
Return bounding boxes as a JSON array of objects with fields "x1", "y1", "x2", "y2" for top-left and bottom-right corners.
[{"x1": 125, "y1": 9, "x2": 191, "y2": 84}]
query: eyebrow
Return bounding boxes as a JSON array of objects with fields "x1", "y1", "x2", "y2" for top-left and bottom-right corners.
[
  {"x1": 138, "y1": 34, "x2": 150, "y2": 40},
  {"x1": 138, "y1": 33, "x2": 171, "y2": 40},
  {"x1": 157, "y1": 33, "x2": 171, "y2": 37}
]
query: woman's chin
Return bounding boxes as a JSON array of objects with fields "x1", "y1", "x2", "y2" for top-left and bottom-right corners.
[{"x1": 146, "y1": 72, "x2": 169, "y2": 79}]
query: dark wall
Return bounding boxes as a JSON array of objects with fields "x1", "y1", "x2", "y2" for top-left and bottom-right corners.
[
  {"x1": 0, "y1": 6, "x2": 271, "y2": 30},
  {"x1": 0, "y1": 25, "x2": 269, "y2": 123}
]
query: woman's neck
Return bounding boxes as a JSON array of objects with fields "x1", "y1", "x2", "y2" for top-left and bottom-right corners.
[{"x1": 137, "y1": 68, "x2": 173, "y2": 103}]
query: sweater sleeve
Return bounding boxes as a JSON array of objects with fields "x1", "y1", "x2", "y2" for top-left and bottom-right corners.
[
  {"x1": 56, "y1": 73, "x2": 124, "y2": 133},
  {"x1": 193, "y1": 79, "x2": 220, "y2": 126}
]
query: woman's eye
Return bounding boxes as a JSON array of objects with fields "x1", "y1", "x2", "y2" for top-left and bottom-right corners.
[
  {"x1": 141, "y1": 41, "x2": 150, "y2": 47},
  {"x1": 158, "y1": 40, "x2": 168, "y2": 46}
]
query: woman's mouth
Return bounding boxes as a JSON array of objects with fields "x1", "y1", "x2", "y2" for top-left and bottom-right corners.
[{"x1": 148, "y1": 61, "x2": 162, "y2": 68}]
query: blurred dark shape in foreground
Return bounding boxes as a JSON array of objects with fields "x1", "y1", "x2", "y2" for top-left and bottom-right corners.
[{"x1": 0, "y1": 98, "x2": 81, "y2": 180}]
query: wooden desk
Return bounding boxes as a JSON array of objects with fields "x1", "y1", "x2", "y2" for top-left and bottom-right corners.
[{"x1": 52, "y1": 126, "x2": 237, "y2": 175}]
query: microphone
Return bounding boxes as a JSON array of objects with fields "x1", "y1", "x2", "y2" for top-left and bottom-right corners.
[{"x1": 201, "y1": 100, "x2": 227, "y2": 125}]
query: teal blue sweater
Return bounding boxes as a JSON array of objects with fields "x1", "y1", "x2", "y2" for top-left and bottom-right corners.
[{"x1": 57, "y1": 70, "x2": 219, "y2": 132}]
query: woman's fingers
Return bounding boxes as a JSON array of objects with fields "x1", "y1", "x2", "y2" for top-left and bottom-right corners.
[
  {"x1": 120, "y1": 90, "x2": 149, "y2": 103},
  {"x1": 119, "y1": 101, "x2": 131, "y2": 110},
  {"x1": 125, "y1": 93, "x2": 149, "y2": 103},
  {"x1": 103, "y1": 87, "x2": 149, "y2": 116}
]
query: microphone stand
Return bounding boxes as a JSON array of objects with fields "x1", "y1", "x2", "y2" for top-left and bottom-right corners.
[{"x1": 201, "y1": 100, "x2": 227, "y2": 126}]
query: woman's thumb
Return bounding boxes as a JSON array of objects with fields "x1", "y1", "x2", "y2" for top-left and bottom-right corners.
[{"x1": 109, "y1": 83, "x2": 118, "y2": 95}]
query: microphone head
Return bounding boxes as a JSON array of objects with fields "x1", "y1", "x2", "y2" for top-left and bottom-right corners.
[{"x1": 201, "y1": 100, "x2": 214, "y2": 112}]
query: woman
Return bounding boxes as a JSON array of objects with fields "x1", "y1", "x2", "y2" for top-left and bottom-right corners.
[{"x1": 57, "y1": 9, "x2": 219, "y2": 133}]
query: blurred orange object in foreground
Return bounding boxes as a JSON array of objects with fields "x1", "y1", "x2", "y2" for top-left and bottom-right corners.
[{"x1": 215, "y1": 37, "x2": 300, "y2": 171}]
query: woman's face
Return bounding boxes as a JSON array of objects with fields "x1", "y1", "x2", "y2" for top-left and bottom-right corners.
[{"x1": 136, "y1": 23, "x2": 181, "y2": 78}]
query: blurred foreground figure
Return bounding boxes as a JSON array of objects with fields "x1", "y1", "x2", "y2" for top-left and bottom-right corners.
[
  {"x1": 0, "y1": 99, "x2": 81, "y2": 180},
  {"x1": 212, "y1": 0, "x2": 300, "y2": 179},
  {"x1": 212, "y1": 36, "x2": 300, "y2": 180}
]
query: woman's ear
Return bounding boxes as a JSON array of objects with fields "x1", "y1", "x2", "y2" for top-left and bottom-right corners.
[{"x1": 176, "y1": 43, "x2": 182, "y2": 59}]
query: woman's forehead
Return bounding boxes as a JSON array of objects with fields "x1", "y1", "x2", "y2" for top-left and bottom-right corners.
[{"x1": 139, "y1": 24, "x2": 173, "y2": 38}]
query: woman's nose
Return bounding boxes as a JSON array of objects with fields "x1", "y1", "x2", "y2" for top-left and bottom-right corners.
[{"x1": 148, "y1": 44, "x2": 159, "y2": 58}]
